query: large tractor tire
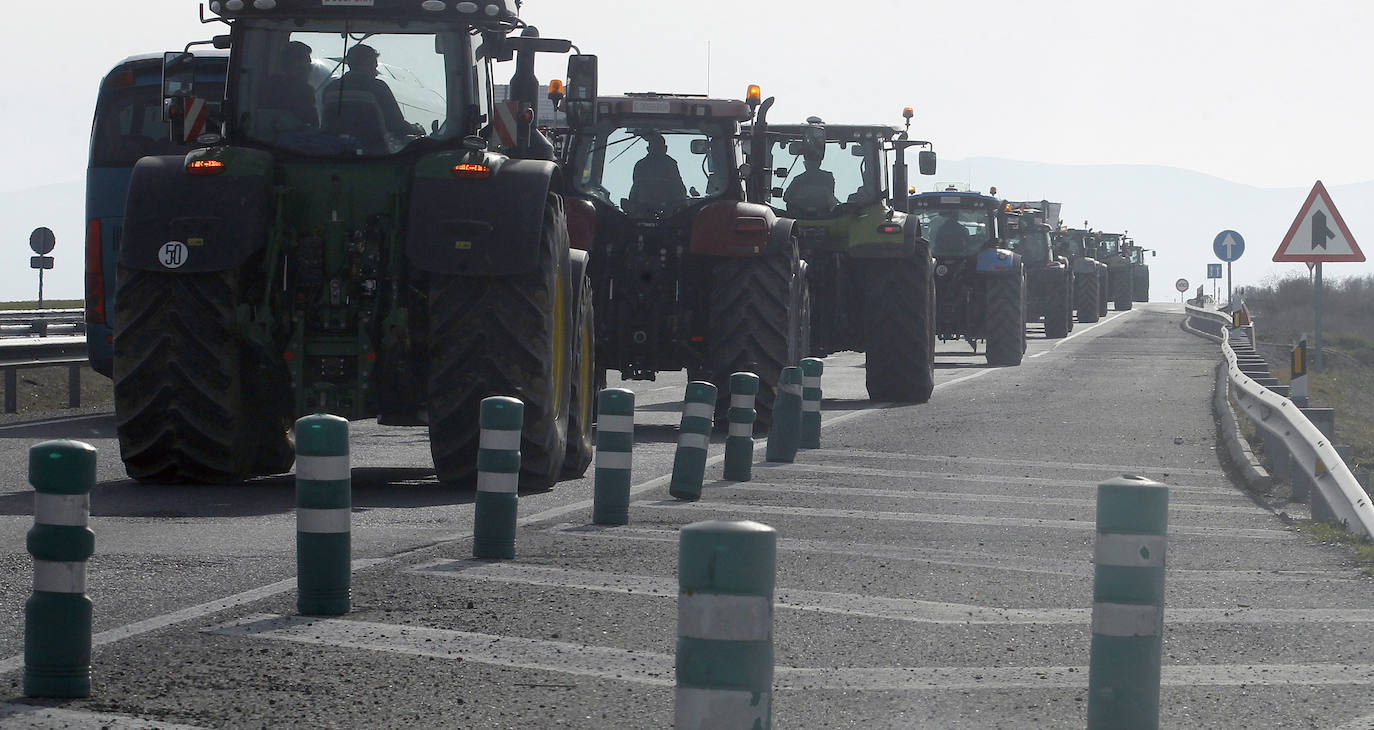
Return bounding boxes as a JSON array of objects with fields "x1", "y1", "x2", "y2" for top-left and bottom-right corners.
[
  {"x1": 1074, "y1": 266, "x2": 1101, "y2": 323},
  {"x1": 561, "y1": 274, "x2": 596, "y2": 478},
  {"x1": 1112, "y1": 269, "x2": 1133, "y2": 311},
  {"x1": 984, "y1": 272, "x2": 1025, "y2": 366},
  {"x1": 861, "y1": 254, "x2": 935, "y2": 403},
  {"x1": 113, "y1": 268, "x2": 293, "y2": 483},
  {"x1": 427, "y1": 198, "x2": 571, "y2": 490},
  {"x1": 1043, "y1": 270, "x2": 1072, "y2": 339},
  {"x1": 1133, "y1": 265, "x2": 1150, "y2": 303},
  {"x1": 707, "y1": 245, "x2": 798, "y2": 429},
  {"x1": 1097, "y1": 266, "x2": 1109, "y2": 317}
]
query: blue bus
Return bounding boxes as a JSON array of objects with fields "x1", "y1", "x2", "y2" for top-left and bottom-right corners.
[{"x1": 85, "y1": 52, "x2": 226, "y2": 377}]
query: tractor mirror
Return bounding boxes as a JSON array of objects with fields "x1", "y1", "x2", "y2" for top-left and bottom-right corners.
[
  {"x1": 690, "y1": 138, "x2": 710, "y2": 155},
  {"x1": 774, "y1": 167, "x2": 789, "y2": 178},
  {"x1": 161, "y1": 51, "x2": 196, "y2": 125},
  {"x1": 506, "y1": 36, "x2": 573, "y2": 54},
  {"x1": 771, "y1": 187, "x2": 784, "y2": 198},
  {"x1": 918, "y1": 149, "x2": 937, "y2": 176},
  {"x1": 564, "y1": 54, "x2": 598, "y2": 126},
  {"x1": 212, "y1": 35, "x2": 231, "y2": 50},
  {"x1": 851, "y1": 144, "x2": 866, "y2": 157}
]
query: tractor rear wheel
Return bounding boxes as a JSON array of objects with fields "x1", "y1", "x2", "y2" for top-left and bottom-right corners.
[
  {"x1": 114, "y1": 268, "x2": 292, "y2": 483},
  {"x1": 1133, "y1": 265, "x2": 1150, "y2": 302},
  {"x1": 1112, "y1": 269, "x2": 1133, "y2": 310},
  {"x1": 1043, "y1": 270, "x2": 1071, "y2": 339},
  {"x1": 862, "y1": 254, "x2": 935, "y2": 402},
  {"x1": 1097, "y1": 266, "x2": 1109, "y2": 317},
  {"x1": 1075, "y1": 267, "x2": 1101, "y2": 323},
  {"x1": 985, "y1": 272, "x2": 1025, "y2": 366},
  {"x1": 427, "y1": 198, "x2": 571, "y2": 490},
  {"x1": 708, "y1": 245, "x2": 797, "y2": 429},
  {"x1": 561, "y1": 274, "x2": 595, "y2": 478}
]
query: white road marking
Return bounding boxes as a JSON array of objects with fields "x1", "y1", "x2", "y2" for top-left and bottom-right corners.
[
  {"x1": 632, "y1": 501, "x2": 1292, "y2": 540},
  {"x1": 802, "y1": 449, "x2": 1225, "y2": 479},
  {"x1": 409, "y1": 560, "x2": 1374, "y2": 626},
  {"x1": 211, "y1": 613, "x2": 1374, "y2": 690},
  {"x1": 0, "y1": 412, "x2": 112, "y2": 432},
  {"x1": 0, "y1": 702, "x2": 211, "y2": 729}
]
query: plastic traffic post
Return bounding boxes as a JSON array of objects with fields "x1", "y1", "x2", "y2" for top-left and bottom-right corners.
[
  {"x1": 1087, "y1": 475, "x2": 1169, "y2": 730},
  {"x1": 24, "y1": 439, "x2": 97, "y2": 698},
  {"x1": 723, "y1": 372, "x2": 760, "y2": 482},
  {"x1": 295, "y1": 414, "x2": 351, "y2": 616},
  {"x1": 765, "y1": 367, "x2": 803, "y2": 463},
  {"x1": 669, "y1": 382, "x2": 718, "y2": 501},
  {"x1": 592, "y1": 388, "x2": 635, "y2": 525},
  {"x1": 1291, "y1": 338, "x2": 1309, "y2": 407},
  {"x1": 799, "y1": 358, "x2": 824, "y2": 449},
  {"x1": 473, "y1": 397, "x2": 523, "y2": 559},
  {"x1": 676, "y1": 520, "x2": 775, "y2": 730}
]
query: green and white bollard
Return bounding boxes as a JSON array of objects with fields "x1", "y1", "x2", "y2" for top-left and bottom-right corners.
[
  {"x1": 799, "y1": 358, "x2": 824, "y2": 449},
  {"x1": 473, "y1": 396, "x2": 523, "y2": 560},
  {"x1": 593, "y1": 388, "x2": 635, "y2": 525},
  {"x1": 295, "y1": 414, "x2": 351, "y2": 616},
  {"x1": 723, "y1": 372, "x2": 760, "y2": 482},
  {"x1": 669, "y1": 382, "x2": 718, "y2": 501},
  {"x1": 1088, "y1": 475, "x2": 1169, "y2": 730},
  {"x1": 676, "y1": 520, "x2": 775, "y2": 730},
  {"x1": 24, "y1": 439, "x2": 97, "y2": 698},
  {"x1": 765, "y1": 367, "x2": 803, "y2": 463}
]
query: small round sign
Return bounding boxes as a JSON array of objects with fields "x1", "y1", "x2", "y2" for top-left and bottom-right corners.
[
  {"x1": 1175, "y1": 278, "x2": 1190, "y2": 293},
  {"x1": 29, "y1": 227, "x2": 55, "y2": 255},
  {"x1": 159, "y1": 241, "x2": 189, "y2": 269}
]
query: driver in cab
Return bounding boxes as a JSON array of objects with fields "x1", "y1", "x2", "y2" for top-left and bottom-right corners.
[
  {"x1": 783, "y1": 152, "x2": 838, "y2": 217},
  {"x1": 323, "y1": 44, "x2": 423, "y2": 139},
  {"x1": 626, "y1": 133, "x2": 686, "y2": 215}
]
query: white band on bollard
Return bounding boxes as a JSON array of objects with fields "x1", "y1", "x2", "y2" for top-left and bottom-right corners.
[
  {"x1": 683, "y1": 402, "x2": 714, "y2": 420},
  {"x1": 728, "y1": 422, "x2": 753, "y2": 438},
  {"x1": 479, "y1": 429, "x2": 522, "y2": 451},
  {"x1": 477, "y1": 470, "x2": 519, "y2": 494},
  {"x1": 597, "y1": 414, "x2": 634, "y2": 433},
  {"x1": 729, "y1": 394, "x2": 755, "y2": 409},
  {"x1": 677, "y1": 432, "x2": 709, "y2": 451},
  {"x1": 34, "y1": 493, "x2": 89, "y2": 527},
  {"x1": 296, "y1": 455, "x2": 351, "y2": 481},
  {"x1": 296, "y1": 507, "x2": 351, "y2": 534},
  {"x1": 781, "y1": 384, "x2": 802, "y2": 396},
  {"x1": 675, "y1": 687, "x2": 771, "y2": 730},
  {"x1": 595, "y1": 450, "x2": 632, "y2": 470},
  {"x1": 1094, "y1": 533, "x2": 1167, "y2": 568},
  {"x1": 802, "y1": 400, "x2": 821, "y2": 412},
  {"x1": 1091, "y1": 601, "x2": 1163, "y2": 637},
  {"x1": 803, "y1": 376, "x2": 821, "y2": 388},
  {"x1": 33, "y1": 560, "x2": 87, "y2": 594},
  {"x1": 678, "y1": 593, "x2": 772, "y2": 641}
]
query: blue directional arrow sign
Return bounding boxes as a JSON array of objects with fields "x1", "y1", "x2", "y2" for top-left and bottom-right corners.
[{"x1": 1213, "y1": 230, "x2": 1245, "y2": 262}]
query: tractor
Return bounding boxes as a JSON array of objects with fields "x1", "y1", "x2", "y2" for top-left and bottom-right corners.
[
  {"x1": 1094, "y1": 232, "x2": 1136, "y2": 310},
  {"x1": 1002, "y1": 204, "x2": 1072, "y2": 339},
  {"x1": 114, "y1": 0, "x2": 598, "y2": 488},
  {"x1": 557, "y1": 87, "x2": 805, "y2": 425},
  {"x1": 909, "y1": 188, "x2": 1026, "y2": 366},
  {"x1": 763, "y1": 111, "x2": 938, "y2": 402},
  {"x1": 1052, "y1": 226, "x2": 1108, "y2": 322},
  {"x1": 1126, "y1": 238, "x2": 1153, "y2": 302}
]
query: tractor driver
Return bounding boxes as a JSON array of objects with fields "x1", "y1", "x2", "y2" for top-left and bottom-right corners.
[
  {"x1": 783, "y1": 152, "x2": 838, "y2": 217},
  {"x1": 323, "y1": 44, "x2": 423, "y2": 138},
  {"x1": 259, "y1": 41, "x2": 318, "y2": 128},
  {"x1": 932, "y1": 210, "x2": 973, "y2": 254},
  {"x1": 627, "y1": 133, "x2": 686, "y2": 215}
]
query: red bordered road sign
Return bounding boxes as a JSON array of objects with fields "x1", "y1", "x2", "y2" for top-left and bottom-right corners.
[{"x1": 1273, "y1": 180, "x2": 1364, "y2": 262}]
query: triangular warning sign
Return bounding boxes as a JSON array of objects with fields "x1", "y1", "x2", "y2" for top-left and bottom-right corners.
[{"x1": 1273, "y1": 181, "x2": 1365, "y2": 262}]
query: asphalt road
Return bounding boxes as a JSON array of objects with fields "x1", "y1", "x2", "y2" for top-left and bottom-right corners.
[{"x1": 0, "y1": 303, "x2": 1371, "y2": 729}]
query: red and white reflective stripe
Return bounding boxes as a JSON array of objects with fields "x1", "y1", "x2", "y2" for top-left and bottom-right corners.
[
  {"x1": 183, "y1": 97, "x2": 207, "y2": 140},
  {"x1": 492, "y1": 101, "x2": 523, "y2": 148},
  {"x1": 675, "y1": 688, "x2": 771, "y2": 730}
]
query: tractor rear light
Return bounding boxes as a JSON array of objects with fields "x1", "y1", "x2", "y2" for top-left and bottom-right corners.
[
  {"x1": 106, "y1": 70, "x2": 134, "y2": 87},
  {"x1": 877, "y1": 223, "x2": 901, "y2": 235},
  {"x1": 690, "y1": 335, "x2": 705, "y2": 343},
  {"x1": 283, "y1": 351, "x2": 294, "y2": 362},
  {"x1": 736, "y1": 217, "x2": 767, "y2": 233},
  {"x1": 186, "y1": 159, "x2": 225, "y2": 175},
  {"x1": 453, "y1": 163, "x2": 492, "y2": 179},
  {"x1": 84, "y1": 219, "x2": 105, "y2": 325}
]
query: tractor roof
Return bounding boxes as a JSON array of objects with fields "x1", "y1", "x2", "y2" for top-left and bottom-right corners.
[
  {"x1": 595, "y1": 93, "x2": 752, "y2": 122},
  {"x1": 910, "y1": 190, "x2": 1001, "y2": 208},
  {"x1": 769, "y1": 123, "x2": 900, "y2": 140},
  {"x1": 208, "y1": 0, "x2": 520, "y2": 27}
]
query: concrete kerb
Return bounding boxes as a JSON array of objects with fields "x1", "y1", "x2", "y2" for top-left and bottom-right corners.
[{"x1": 1212, "y1": 361, "x2": 1273, "y2": 497}]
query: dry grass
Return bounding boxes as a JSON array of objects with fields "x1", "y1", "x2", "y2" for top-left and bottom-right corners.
[{"x1": 0, "y1": 299, "x2": 82, "y2": 311}]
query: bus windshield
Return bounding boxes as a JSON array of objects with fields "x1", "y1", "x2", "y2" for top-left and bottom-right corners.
[{"x1": 234, "y1": 22, "x2": 467, "y2": 157}]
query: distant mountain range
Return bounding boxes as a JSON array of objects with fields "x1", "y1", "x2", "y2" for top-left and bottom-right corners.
[{"x1": 5, "y1": 160, "x2": 1370, "y2": 302}]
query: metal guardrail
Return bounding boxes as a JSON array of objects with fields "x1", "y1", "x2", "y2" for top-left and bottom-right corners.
[
  {"x1": 0, "y1": 335, "x2": 89, "y2": 413},
  {"x1": 0, "y1": 308, "x2": 85, "y2": 338},
  {"x1": 1183, "y1": 301, "x2": 1229, "y2": 341}
]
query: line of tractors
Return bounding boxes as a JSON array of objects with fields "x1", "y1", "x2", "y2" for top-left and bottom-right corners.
[{"x1": 87, "y1": 0, "x2": 1149, "y2": 489}]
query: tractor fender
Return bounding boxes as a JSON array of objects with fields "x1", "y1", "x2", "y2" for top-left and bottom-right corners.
[
  {"x1": 119, "y1": 152, "x2": 273, "y2": 272},
  {"x1": 566, "y1": 197, "x2": 597, "y2": 252},
  {"x1": 568, "y1": 248, "x2": 590, "y2": 304},
  {"x1": 687, "y1": 200, "x2": 776, "y2": 257},
  {"x1": 975, "y1": 247, "x2": 1020, "y2": 275},
  {"x1": 1071, "y1": 256, "x2": 1100, "y2": 275},
  {"x1": 769, "y1": 216, "x2": 798, "y2": 257},
  {"x1": 406, "y1": 156, "x2": 557, "y2": 276}
]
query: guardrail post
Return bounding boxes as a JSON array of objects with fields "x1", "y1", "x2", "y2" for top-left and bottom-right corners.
[
  {"x1": 669, "y1": 382, "x2": 718, "y2": 502},
  {"x1": 723, "y1": 373, "x2": 759, "y2": 482},
  {"x1": 765, "y1": 367, "x2": 803, "y2": 464},
  {"x1": 5, "y1": 367, "x2": 16, "y2": 414},
  {"x1": 1088, "y1": 475, "x2": 1168, "y2": 730},
  {"x1": 295, "y1": 414, "x2": 351, "y2": 616},
  {"x1": 799, "y1": 358, "x2": 823, "y2": 449},
  {"x1": 676, "y1": 520, "x2": 775, "y2": 730},
  {"x1": 24, "y1": 439, "x2": 98, "y2": 698},
  {"x1": 592, "y1": 388, "x2": 635, "y2": 526},
  {"x1": 1291, "y1": 339, "x2": 1309, "y2": 407},
  {"x1": 1291, "y1": 408, "x2": 1336, "y2": 504},
  {"x1": 473, "y1": 396, "x2": 522, "y2": 560}
]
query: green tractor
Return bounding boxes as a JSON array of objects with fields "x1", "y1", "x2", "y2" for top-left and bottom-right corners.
[
  {"x1": 1125, "y1": 238, "x2": 1153, "y2": 302},
  {"x1": 1094, "y1": 232, "x2": 1136, "y2": 310},
  {"x1": 1002, "y1": 205, "x2": 1072, "y2": 339},
  {"x1": 115, "y1": 0, "x2": 598, "y2": 489},
  {"x1": 762, "y1": 111, "x2": 939, "y2": 402},
  {"x1": 1052, "y1": 226, "x2": 1108, "y2": 322}
]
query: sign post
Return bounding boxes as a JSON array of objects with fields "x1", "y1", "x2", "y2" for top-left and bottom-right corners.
[
  {"x1": 1273, "y1": 181, "x2": 1365, "y2": 371},
  {"x1": 28, "y1": 228, "x2": 56, "y2": 336},
  {"x1": 1174, "y1": 278, "x2": 1189, "y2": 303},
  {"x1": 1212, "y1": 230, "x2": 1244, "y2": 307}
]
